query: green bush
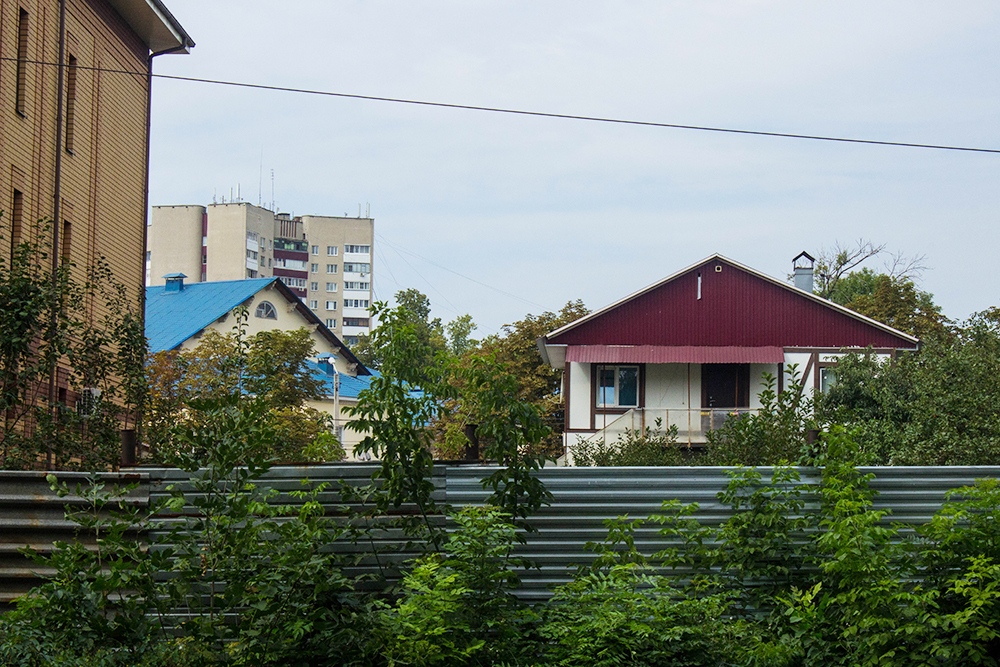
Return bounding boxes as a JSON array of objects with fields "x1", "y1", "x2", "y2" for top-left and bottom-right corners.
[
  {"x1": 377, "y1": 506, "x2": 537, "y2": 666},
  {"x1": 573, "y1": 419, "x2": 684, "y2": 466}
]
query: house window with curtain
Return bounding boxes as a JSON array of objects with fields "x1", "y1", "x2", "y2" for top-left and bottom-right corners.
[{"x1": 595, "y1": 365, "x2": 639, "y2": 408}]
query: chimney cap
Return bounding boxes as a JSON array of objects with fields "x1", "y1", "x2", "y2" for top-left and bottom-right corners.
[
  {"x1": 163, "y1": 273, "x2": 187, "y2": 292},
  {"x1": 793, "y1": 251, "x2": 815, "y2": 268}
]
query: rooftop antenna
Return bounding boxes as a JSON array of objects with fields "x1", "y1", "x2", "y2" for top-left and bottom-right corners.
[
  {"x1": 366, "y1": 202, "x2": 370, "y2": 217},
  {"x1": 358, "y1": 203, "x2": 361, "y2": 218},
  {"x1": 258, "y1": 147, "x2": 263, "y2": 206},
  {"x1": 271, "y1": 169, "x2": 275, "y2": 211},
  {"x1": 237, "y1": 183, "x2": 241, "y2": 202},
  {"x1": 213, "y1": 188, "x2": 217, "y2": 204}
]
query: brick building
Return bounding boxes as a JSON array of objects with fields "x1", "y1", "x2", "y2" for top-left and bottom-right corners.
[{"x1": 1, "y1": 0, "x2": 192, "y2": 402}]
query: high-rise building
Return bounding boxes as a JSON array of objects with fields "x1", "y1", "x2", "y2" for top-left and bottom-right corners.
[{"x1": 148, "y1": 202, "x2": 374, "y2": 342}]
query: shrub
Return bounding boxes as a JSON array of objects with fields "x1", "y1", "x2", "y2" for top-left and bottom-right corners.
[
  {"x1": 377, "y1": 506, "x2": 537, "y2": 666},
  {"x1": 573, "y1": 419, "x2": 684, "y2": 466}
]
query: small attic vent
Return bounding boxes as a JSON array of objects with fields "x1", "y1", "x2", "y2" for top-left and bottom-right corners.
[{"x1": 715, "y1": 265, "x2": 722, "y2": 272}]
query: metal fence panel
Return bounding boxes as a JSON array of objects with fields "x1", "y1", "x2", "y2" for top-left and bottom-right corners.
[{"x1": 3, "y1": 464, "x2": 1000, "y2": 608}]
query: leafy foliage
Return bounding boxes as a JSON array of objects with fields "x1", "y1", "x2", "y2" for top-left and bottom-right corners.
[
  {"x1": 0, "y1": 217, "x2": 146, "y2": 471},
  {"x1": 817, "y1": 312, "x2": 1000, "y2": 465},
  {"x1": 146, "y1": 317, "x2": 336, "y2": 463},
  {"x1": 377, "y1": 506, "x2": 535, "y2": 666},
  {"x1": 572, "y1": 419, "x2": 684, "y2": 466},
  {"x1": 704, "y1": 366, "x2": 815, "y2": 466}
]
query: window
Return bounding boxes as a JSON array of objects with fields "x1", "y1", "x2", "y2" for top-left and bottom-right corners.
[
  {"x1": 326, "y1": 264, "x2": 337, "y2": 274},
  {"x1": 202, "y1": 255, "x2": 207, "y2": 264},
  {"x1": 343, "y1": 262, "x2": 370, "y2": 273},
  {"x1": 61, "y1": 221, "x2": 71, "y2": 262},
  {"x1": 344, "y1": 336, "x2": 359, "y2": 345},
  {"x1": 246, "y1": 249, "x2": 257, "y2": 260},
  {"x1": 10, "y1": 189, "x2": 23, "y2": 255},
  {"x1": 310, "y1": 263, "x2": 319, "y2": 273},
  {"x1": 345, "y1": 244, "x2": 370, "y2": 254},
  {"x1": 596, "y1": 365, "x2": 639, "y2": 408},
  {"x1": 311, "y1": 245, "x2": 319, "y2": 255},
  {"x1": 145, "y1": 250, "x2": 151, "y2": 261},
  {"x1": 819, "y1": 367, "x2": 837, "y2": 394},
  {"x1": 16, "y1": 10, "x2": 28, "y2": 115},
  {"x1": 344, "y1": 281, "x2": 370, "y2": 290},
  {"x1": 325, "y1": 301, "x2": 337, "y2": 310},
  {"x1": 308, "y1": 300, "x2": 318, "y2": 309},
  {"x1": 310, "y1": 282, "x2": 318, "y2": 291},
  {"x1": 247, "y1": 231, "x2": 258, "y2": 242},
  {"x1": 327, "y1": 246, "x2": 338, "y2": 256},
  {"x1": 255, "y1": 301, "x2": 277, "y2": 319},
  {"x1": 65, "y1": 55, "x2": 77, "y2": 152},
  {"x1": 343, "y1": 317, "x2": 370, "y2": 327},
  {"x1": 326, "y1": 282, "x2": 337, "y2": 292},
  {"x1": 344, "y1": 299, "x2": 369, "y2": 309},
  {"x1": 325, "y1": 318, "x2": 336, "y2": 328},
  {"x1": 278, "y1": 276, "x2": 306, "y2": 288},
  {"x1": 247, "y1": 269, "x2": 258, "y2": 278}
]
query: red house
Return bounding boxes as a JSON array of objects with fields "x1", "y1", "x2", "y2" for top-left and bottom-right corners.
[{"x1": 537, "y1": 254, "x2": 919, "y2": 458}]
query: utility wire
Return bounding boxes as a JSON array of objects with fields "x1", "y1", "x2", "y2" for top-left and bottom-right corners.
[
  {"x1": 376, "y1": 233, "x2": 545, "y2": 309},
  {"x1": 5, "y1": 55, "x2": 1000, "y2": 155}
]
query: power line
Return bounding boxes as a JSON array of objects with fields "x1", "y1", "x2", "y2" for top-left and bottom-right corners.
[
  {"x1": 376, "y1": 233, "x2": 545, "y2": 309},
  {"x1": 5, "y1": 55, "x2": 1000, "y2": 155}
]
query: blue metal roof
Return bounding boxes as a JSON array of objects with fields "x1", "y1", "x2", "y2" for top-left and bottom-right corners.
[
  {"x1": 307, "y1": 361, "x2": 377, "y2": 399},
  {"x1": 145, "y1": 278, "x2": 276, "y2": 353},
  {"x1": 307, "y1": 363, "x2": 424, "y2": 402}
]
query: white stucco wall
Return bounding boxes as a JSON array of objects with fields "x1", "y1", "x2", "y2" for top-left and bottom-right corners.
[{"x1": 568, "y1": 362, "x2": 592, "y2": 430}]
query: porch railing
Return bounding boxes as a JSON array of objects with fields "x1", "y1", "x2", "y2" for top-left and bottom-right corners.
[{"x1": 589, "y1": 407, "x2": 759, "y2": 448}]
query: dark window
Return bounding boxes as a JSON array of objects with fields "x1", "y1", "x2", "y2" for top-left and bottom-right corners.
[
  {"x1": 702, "y1": 364, "x2": 750, "y2": 409},
  {"x1": 61, "y1": 220, "x2": 72, "y2": 262},
  {"x1": 343, "y1": 317, "x2": 369, "y2": 327},
  {"x1": 10, "y1": 189, "x2": 23, "y2": 255},
  {"x1": 16, "y1": 9, "x2": 28, "y2": 115},
  {"x1": 65, "y1": 55, "x2": 77, "y2": 152}
]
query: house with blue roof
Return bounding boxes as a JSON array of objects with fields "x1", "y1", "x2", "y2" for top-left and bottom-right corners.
[{"x1": 146, "y1": 274, "x2": 371, "y2": 458}]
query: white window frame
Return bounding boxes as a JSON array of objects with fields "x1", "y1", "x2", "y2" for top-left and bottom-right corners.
[
  {"x1": 595, "y1": 365, "x2": 640, "y2": 408},
  {"x1": 327, "y1": 246, "x2": 338, "y2": 256}
]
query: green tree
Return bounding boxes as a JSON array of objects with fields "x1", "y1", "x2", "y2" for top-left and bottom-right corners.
[
  {"x1": 445, "y1": 313, "x2": 479, "y2": 356},
  {"x1": 351, "y1": 288, "x2": 453, "y2": 372},
  {"x1": 844, "y1": 274, "x2": 947, "y2": 339},
  {"x1": 146, "y1": 320, "x2": 337, "y2": 463},
  {"x1": 0, "y1": 217, "x2": 146, "y2": 471},
  {"x1": 817, "y1": 311, "x2": 1000, "y2": 465}
]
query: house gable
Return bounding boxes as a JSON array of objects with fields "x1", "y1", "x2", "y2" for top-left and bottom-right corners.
[{"x1": 547, "y1": 255, "x2": 918, "y2": 350}]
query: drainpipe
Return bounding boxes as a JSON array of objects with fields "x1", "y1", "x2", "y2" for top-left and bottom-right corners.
[
  {"x1": 46, "y1": 0, "x2": 68, "y2": 469},
  {"x1": 134, "y1": 42, "x2": 189, "y2": 453}
]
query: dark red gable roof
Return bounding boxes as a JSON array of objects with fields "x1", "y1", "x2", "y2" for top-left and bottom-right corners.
[{"x1": 547, "y1": 256, "x2": 918, "y2": 349}]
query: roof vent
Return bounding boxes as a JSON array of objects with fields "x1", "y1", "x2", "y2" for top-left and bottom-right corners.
[
  {"x1": 316, "y1": 354, "x2": 338, "y2": 375},
  {"x1": 792, "y1": 252, "x2": 815, "y2": 293},
  {"x1": 163, "y1": 273, "x2": 187, "y2": 293}
]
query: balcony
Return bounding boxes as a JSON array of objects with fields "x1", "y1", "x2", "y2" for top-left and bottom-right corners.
[{"x1": 588, "y1": 407, "x2": 758, "y2": 448}]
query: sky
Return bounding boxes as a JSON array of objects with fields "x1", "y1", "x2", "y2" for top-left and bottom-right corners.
[{"x1": 148, "y1": 1, "x2": 1000, "y2": 336}]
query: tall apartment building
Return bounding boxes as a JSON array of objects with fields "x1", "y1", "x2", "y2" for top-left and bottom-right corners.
[
  {"x1": 1, "y1": 0, "x2": 192, "y2": 395},
  {"x1": 148, "y1": 203, "x2": 374, "y2": 343}
]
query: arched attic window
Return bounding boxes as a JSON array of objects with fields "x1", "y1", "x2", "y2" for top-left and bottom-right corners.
[{"x1": 255, "y1": 301, "x2": 277, "y2": 319}]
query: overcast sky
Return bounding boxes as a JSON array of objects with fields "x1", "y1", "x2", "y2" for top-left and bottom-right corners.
[{"x1": 148, "y1": 1, "x2": 1000, "y2": 336}]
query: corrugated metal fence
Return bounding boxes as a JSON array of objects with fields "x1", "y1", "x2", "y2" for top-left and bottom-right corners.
[{"x1": 3, "y1": 464, "x2": 1000, "y2": 607}]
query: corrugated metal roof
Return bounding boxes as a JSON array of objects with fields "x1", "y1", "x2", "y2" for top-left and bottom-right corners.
[
  {"x1": 308, "y1": 362, "x2": 377, "y2": 399},
  {"x1": 546, "y1": 255, "x2": 919, "y2": 349},
  {"x1": 145, "y1": 278, "x2": 275, "y2": 353},
  {"x1": 566, "y1": 345, "x2": 785, "y2": 364}
]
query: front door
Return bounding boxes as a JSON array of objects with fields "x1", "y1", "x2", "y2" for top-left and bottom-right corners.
[{"x1": 702, "y1": 364, "x2": 750, "y2": 408}]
